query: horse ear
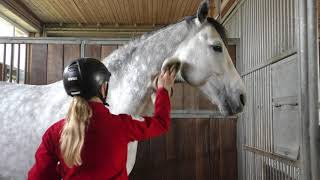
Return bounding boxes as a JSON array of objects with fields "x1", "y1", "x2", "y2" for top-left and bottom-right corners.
[
  {"x1": 197, "y1": 0, "x2": 210, "y2": 24},
  {"x1": 161, "y1": 57, "x2": 184, "y2": 83}
]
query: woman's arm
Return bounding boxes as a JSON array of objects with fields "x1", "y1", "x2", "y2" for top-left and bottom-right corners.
[
  {"x1": 120, "y1": 69, "x2": 175, "y2": 141},
  {"x1": 119, "y1": 87, "x2": 171, "y2": 141}
]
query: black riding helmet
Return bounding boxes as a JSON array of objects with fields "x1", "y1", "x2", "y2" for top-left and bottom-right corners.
[{"x1": 63, "y1": 57, "x2": 111, "y2": 105}]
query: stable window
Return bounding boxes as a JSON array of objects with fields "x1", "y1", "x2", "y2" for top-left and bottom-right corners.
[{"x1": 0, "y1": 16, "x2": 28, "y2": 83}]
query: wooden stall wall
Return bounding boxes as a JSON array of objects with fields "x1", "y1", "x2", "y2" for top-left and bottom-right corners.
[
  {"x1": 27, "y1": 44, "x2": 117, "y2": 85},
  {"x1": 27, "y1": 43, "x2": 238, "y2": 180}
]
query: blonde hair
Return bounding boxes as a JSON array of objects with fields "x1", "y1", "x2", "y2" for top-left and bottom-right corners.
[{"x1": 60, "y1": 96, "x2": 92, "y2": 167}]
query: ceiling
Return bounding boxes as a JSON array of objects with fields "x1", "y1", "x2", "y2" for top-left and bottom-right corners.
[{"x1": 20, "y1": 0, "x2": 217, "y2": 26}]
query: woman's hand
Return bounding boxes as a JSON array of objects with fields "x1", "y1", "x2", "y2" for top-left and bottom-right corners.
[{"x1": 157, "y1": 67, "x2": 176, "y2": 93}]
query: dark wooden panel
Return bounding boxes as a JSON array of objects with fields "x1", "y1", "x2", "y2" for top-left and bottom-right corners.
[
  {"x1": 85, "y1": 44, "x2": 101, "y2": 60},
  {"x1": 175, "y1": 119, "x2": 197, "y2": 179},
  {"x1": 63, "y1": 44, "x2": 80, "y2": 68},
  {"x1": 228, "y1": 44, "x2": 237, "y2": 66},
  {"x1": 219, "y1": 118, "x2": 237, "y2": 180},
  {"x1": 210, "y1": 119, "x2": 221, "y2": 180},
  {"x1": 171, "y1": 83, "x2": 184, "y2": 109},
  {"x1": 101, "y1": 45, "x2": 117, "y2": 59},
  {"x1": 183, "y1": 84, "x2": 199, "y2": 110},
  {"x1": 149, "y1": 134, "x2": 168, "y2": 180},
  {"x1": 198, "y1": 92, "x2": 219, "y2": 110},
  {"x1": 195, "y1": 119, "x2": 213, "y2": 180},
  {"x1": 29, "y1": 44, "x2": 47, "y2": 85},
  {"x1": 47, "y1": 44, "x2": 63, "y2": 83},
  {"x1": 166, "y1": 118, "x2": 178, "y2": 180}
]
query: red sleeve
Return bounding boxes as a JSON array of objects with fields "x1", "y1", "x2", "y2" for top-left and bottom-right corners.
[
  {"x1": 28, "y1": 125, "x2": 61, "y2": 180},
  {"x1": 120, "y1": 87, "x2": 171, "y2": 141}
]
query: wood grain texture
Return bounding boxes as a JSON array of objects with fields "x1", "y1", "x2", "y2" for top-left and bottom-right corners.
[
  {"x1": 85, "y1": 44, "x2": 101, "y2": 60},
  {"x1": 63, "y1": 44, "x2": 80, "y2": 68},
  {"x1": 19, "y1": 0, "x2": 211, "y2": 26},
  {"x1": 29, "y1": 44, "x2": 47, "y2": 85},
  {"x1": 47, "y1": 44, "x2": 63, "y2": 83}
]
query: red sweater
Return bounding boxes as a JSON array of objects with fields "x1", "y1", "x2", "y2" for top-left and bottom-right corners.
[{"x1": 28, "y1": 88, "x2": 170, "y2": 180}]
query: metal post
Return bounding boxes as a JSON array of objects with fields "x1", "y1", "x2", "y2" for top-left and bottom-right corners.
[
  {"x1": 80, "y1": 40, "x2": 85, "y2": 58},
  {"x1": 24, "y1": 44, "x2": 28, "y2": 84},
  {"x1": 306, "y1": 0, "x2": 320, "y2": 179},
  {"x1": 299, "y1": 0, "x2": 320, "y2": 179},
  {"x1": 2, "y1": 43, "x2": 6, "y2": 81},
  {"x1": 17, "y1": 44, "x2": 20, "y2": 83},
  {"x1": 9, "y1": 44, "x2": 14, "y2": 83}
]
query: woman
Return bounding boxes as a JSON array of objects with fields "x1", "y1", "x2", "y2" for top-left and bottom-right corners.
[{"x1": 28, "y1": 57, "x2": 175, "y2": 180}]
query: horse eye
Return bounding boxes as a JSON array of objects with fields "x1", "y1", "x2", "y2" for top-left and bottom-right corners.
[{"x1": 211, "y1": 45, "x2": 223, "y2": 52}]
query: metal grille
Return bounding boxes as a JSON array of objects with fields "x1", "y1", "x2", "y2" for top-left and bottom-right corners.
[{"x1": 223, "y1": 0, "x2": 301, "y2": 179}]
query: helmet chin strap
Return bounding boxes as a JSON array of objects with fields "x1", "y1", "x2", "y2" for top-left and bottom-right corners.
[{"x1": 99, "y1": 83, "x2": 109, "y2": 106}]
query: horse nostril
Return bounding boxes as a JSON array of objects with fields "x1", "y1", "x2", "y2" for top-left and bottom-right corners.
[{"x1": 240, "y1": 94, "x2": 246, "y2": 106}]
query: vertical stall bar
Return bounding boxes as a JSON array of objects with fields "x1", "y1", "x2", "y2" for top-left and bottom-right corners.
[
  {"x1": 2, "y1": 43, "x2": 6, "y2": 81},
  {"x1": 17, "y1": 44, "x2": 20, "y2": 83},
  {"x1": 9, "y1": 44, "x2": 14, "y2": 82},
  {"x1": 24, "y1": 44, "x2": 28, "y2": 84}
]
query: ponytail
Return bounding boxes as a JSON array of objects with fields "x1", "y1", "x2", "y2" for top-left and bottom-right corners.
[{"x1": 60, "y1": 96, "x2": 92, "y2": 167}]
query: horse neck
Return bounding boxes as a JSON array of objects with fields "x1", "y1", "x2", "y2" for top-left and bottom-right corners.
[
  {"x1": 104, "y1": 20, "x2": 194, "y2": 73},
  {"x1": 104, "y1": 20, "x2": 195, "y2": 115}
]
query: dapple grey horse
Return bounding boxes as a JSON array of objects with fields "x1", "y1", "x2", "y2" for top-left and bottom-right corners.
[{"x1": 0, "y1": 1, "x2": 246, "y2": 179}]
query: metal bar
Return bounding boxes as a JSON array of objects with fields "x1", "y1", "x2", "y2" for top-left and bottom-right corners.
[
  {"x1": 241, "y1": 49, "x2": 297, "y2": 77},
  {"x1": 0, "y1": 37, "x2": 130, "y2": 45},
  {"x1": 2, "y1": 43, "x2": 6, "y2": 81},
  {"x1": 306, "y1": 0, "x2": 320, "y2": 179},
  {"x1": 24, "y1": 44, "x2": 28, "y2": 84},
  {"x1": 17, "y1": 44, "x2": 20, "y2": 83},
  {"x1": 171, "y1": 110, "x2": 236, "y2": 119},
  {"x1": 9, "y1": 44, "x2": 14, "y2": 82},
  {"x1": 243, "y1": 145, "x2": 300, "y2": 168},
  {"x1": 80, "y1": 40, "x2": 85, "y2": 58},
  {"x1": 298, "y1": 0, "x2": 320, "y2": 179}
]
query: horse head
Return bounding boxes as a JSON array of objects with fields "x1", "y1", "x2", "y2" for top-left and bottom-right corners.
[{"x1": 162, "y1": 0, "x2": 246, "y2": 116}]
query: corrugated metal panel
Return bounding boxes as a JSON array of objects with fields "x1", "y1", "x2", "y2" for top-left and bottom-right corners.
[{"x1": 224, "y1": 0, "x2": 299, "y2": 179}]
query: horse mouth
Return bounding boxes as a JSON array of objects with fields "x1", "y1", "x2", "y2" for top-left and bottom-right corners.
[{"x1": 219, "y1": 97, "x2": 244, "y2": 116}]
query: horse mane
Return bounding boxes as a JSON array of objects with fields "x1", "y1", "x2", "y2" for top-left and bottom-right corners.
[
  {"x1": 105, "y1": 15, "x2": 228, "y2": 71},
  {"x1": 133, "y1": 16, "x2": 228, "y2": 45}
]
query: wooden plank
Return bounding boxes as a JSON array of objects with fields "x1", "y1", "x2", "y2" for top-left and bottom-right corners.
[
  {"x1": 221, "y1": 0, "x2": 237, "y2": 17},
  {"x1": 219, "y1": 118, "x2": 237, "y2": 180},
  {"x1": 227, "y1": 44, "x2": 237, "y2": 66},
  {"x1": 198, "y1": 91, "x2": 219, "y2": 110},
  {"x1": 149, "y1": 134, "x2": 167, "y2": 180},
  {"x1": 171, "y1": 83, "x2": 184, "y2": 110},
  {"x1": 210, "y1": 118, "x2": 221, "y2": 180},
  {"x1": 183, "y1": 84, "x2": 199, "y2": 110},
  {"x1": 63, "y1": 44, "x2": 80, "y2": 68},
  {"x1": 196, "y1": 119, "x2": 213, "y2": 180},
  {"x1": 47, "y1": 44, "x2": 63, "y2": 83},
  {"x1": 166, "y1": 118, "x2": 179, "y2": 180},
  {"x1": 29, "y1": 44, "x2": 47, "y2": 85},
  {"x1": 85, "y1": 44, "x2": 101, "y2": 60},
  {"x1": 101, "y1": 45, "x2": 117, "y2": 59},
  {"x1": 175, "y1": 119, "x2": 197, "y2": 179}
]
